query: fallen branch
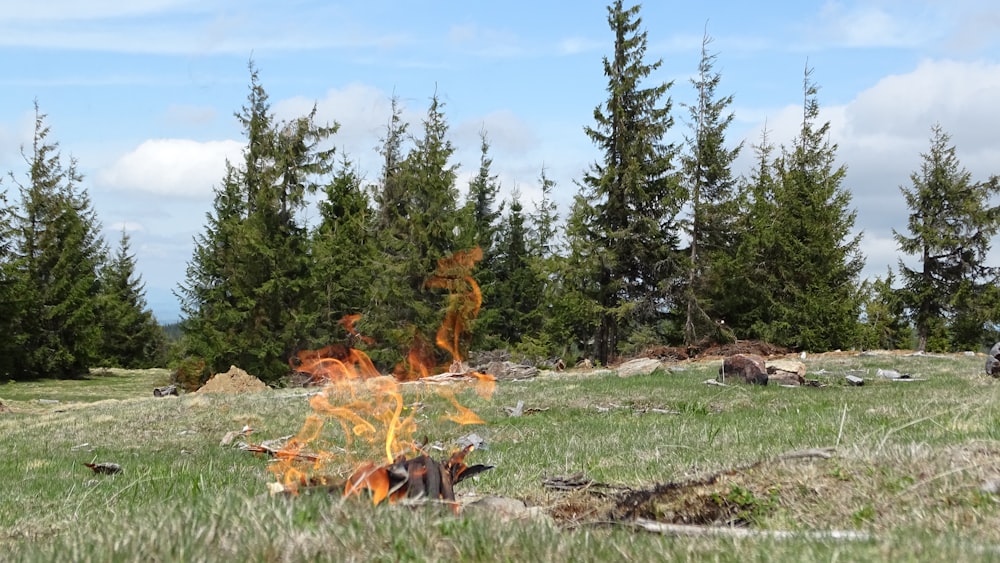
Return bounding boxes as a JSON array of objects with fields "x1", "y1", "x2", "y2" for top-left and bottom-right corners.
[
  {"x1": 630, "y1": 518, "x2": 872, "y2": 542},
  {"x1": 239, "y1": 442, "x2": 324, "y2": 463}
]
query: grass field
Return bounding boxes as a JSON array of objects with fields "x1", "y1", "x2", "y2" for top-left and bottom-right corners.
[{"x1": 3, "y1": 351, "x2": 1000, "y2": 561}]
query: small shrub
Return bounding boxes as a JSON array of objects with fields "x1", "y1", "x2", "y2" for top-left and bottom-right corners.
[{"x1": 172, "y1": 356, "x2": 208, "y2": 392}]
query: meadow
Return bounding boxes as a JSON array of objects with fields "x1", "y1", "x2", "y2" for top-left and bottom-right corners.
[{"x1": 3, "y1": 351, "x2": 1000, "y2": 562}]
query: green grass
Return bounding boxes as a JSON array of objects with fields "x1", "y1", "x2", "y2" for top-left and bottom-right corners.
[{"x1": 3, "y1": 353, "x2": 1000, "y2": 561}]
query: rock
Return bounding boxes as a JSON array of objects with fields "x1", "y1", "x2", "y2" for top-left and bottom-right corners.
[
  {"x1": 617, "y1": 357, "x2": 664, "y2": 378},
  {"x1": 479, "y1": 361, "x2": 539, "y2": 381},
  {"x1": 766, "y1": 359, "x2": 806, "y2": 386},
  {"x1": 876, "y1": 368, "x2": 907, "y2": 380},
  {"x1": 718, "y1": 354, "x2": 768, "y2": 385},
  {"x1": 987, "y1": 342, "x2": 1000, "y2": 377}
]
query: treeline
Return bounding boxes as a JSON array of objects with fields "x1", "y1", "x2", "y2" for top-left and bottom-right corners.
[
  {"x1": 0, "y1": 105, "x2": 166, "y2": 380},
  {"x1": 3, "y1": 2, "x2": 998, "y2": 384},
  {"x1": 175, "y1": 2, "x2": 1000, "y2": 385}
]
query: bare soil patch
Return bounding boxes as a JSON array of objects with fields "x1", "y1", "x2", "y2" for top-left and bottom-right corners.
[{"x1": 195, "y1": 365, "x2": 269, "y2": 394}]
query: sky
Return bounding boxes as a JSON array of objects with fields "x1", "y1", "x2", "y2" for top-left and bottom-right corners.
[{"x1": 2, "y1": 1, "x2": 1000, "y2": 324}]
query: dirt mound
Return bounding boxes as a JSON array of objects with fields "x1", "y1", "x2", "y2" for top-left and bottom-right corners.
[{"x1": 196, "y1": 365, "x2": 269, "y2": 394}]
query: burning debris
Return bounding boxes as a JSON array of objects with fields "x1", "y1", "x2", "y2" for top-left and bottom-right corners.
[
  {"x1": 267, "y1": 248, "x2": 496, "y2": 508},
  {"x1": 345, "y1": 444, "x2": 493, "y2": 507}
]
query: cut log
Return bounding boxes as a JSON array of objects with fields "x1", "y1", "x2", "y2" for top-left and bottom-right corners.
[{"x1": 153, "y1": 385, "x2": 178, "y2": 397}]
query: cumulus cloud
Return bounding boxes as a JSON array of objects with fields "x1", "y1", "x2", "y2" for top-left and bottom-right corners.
[
  {"x1": 273, "y1": 83, "x2": 401, "y2": 151},
  {"x1": 805, "y1": 1, "x2": 938, "y2": 49},
  {"x1": 454, "y1": 110, "x2": 540, "y2": 157},
  {"x1": 98, "y1": 138, "x2": 243, "y2": 199},
  {"x1": 735, "y1": 58, "x2": 1000, "y2": 280}
]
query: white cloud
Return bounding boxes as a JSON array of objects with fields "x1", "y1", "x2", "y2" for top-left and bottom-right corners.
[
  {"x1": 736, "y1": 57, "x2": 1000, "y2": 281},
  {"x1": 98, "y1": 138, "x2": 243, "y2": 199},
  {"x1": 454, "y1": 110, "x2": 540, "y2": 157},
  {"x1": 806, "y1": 1, "x2": 937, "y2": 49},
  {"x1": 1, "y1": 0, "x2": 201, "y2": 22}
]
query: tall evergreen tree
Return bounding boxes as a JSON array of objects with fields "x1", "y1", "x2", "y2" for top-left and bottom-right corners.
[
  {"x1": 367, "y1": 94, "x2": 464, "y2": 369},
  {"x1": 712, "y1": 127, "x2": 777, "y2": 340},
  {"x1": 178, "y1": 62, "x2": 338, "y2": 382},
  {"x1": 462, "y1": 131, "x2": 504, "y2": 348},
  {"x1": 568, "y1": 0, "x2": 681, "y2": 365},
  {"x1": 374, "y1": 96, "x2": 409, "y2": 231},
  {"x1": 98, "y1": 228, "x2": 165, "y2": 367},
  {"x1": 11, "y1": 104, "x2": 105, "y2": 378},
  {"x1": 0, "y1": 185, "x2": 23, "y2": 378},
  {"x1": 303, "y1": 155, "x2": 375, "y2": 346},
  {"x1": 529, "y1": 167, "x2": 561, "y2": 261},
  {"x1": 893, "y1": 124, "x2": 1000, "y2": 351},
  {"x1": 681, "y1": 29, "x2": 742, "y2": 346},
  {"x1": 489, "y1": 188, "x2": 542, "y2": 346},
  {"x1": 857, "y1": 268, "x2": 912, "y2": 351},
  {"x1": 758, "y1": 66, "x2": 864, "y2": 350}
]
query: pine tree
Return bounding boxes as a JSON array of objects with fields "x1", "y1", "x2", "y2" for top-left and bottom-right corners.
[
  {"x1": 462, "y1": 131, "x2": 504, "y2": 348},
  {"x1": 374, "y1": 96, "x2": 409, "y2": 231},
  {"x1": 367, "y1": 94, "x2": 465, "y2": 369},
  {"x1": 894, "y1": 124, "x2": 1000, "y2": 351},
  {"x1": 681, "y1": 29, "x2": 742, "y2": 346},
  {"x1": 568, "y1": 1, "x2": 681, "y2": 365},
  {"x1": 98, "y1": 228, "x2": 165, "y2": 367},
  {"x1": 712, "y1": 127, "x2": 777, "y2": 340},
  {"x1": 178, "y1": 62, "x2": 338, "y2": 382},
  {"x1": 857, "y1": 268, "x2": 912, "y2": 351},
  {"x1": 11, "y1": 104, "x2": 105, "y2": 378},
  {"x1": 178, "y1": 164, "x2": 245, "y2": 372},
  {"x1": 489, "y1": 188, "x2": 542, "y2": 346},
  {"x1": 529, "y1": 167, "x2": 561, "y2": 261},
  {"x1": 0, "y1": 185, "x2": 23, "y2": 378},
  {"x1": 304, "y1": 155, "x2": 375, "y2": 346},
  {"x1": 529, "y1": 167, "x2": 566, "y2": 357},
  {"x1": 760, "y1": 66, "x2": 864, "y2": 350}
]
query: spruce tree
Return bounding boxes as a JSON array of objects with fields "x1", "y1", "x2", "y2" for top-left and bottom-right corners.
[
  {"x1": 0, "y1": 185, "x2": 23, "y2": 378},
  {"x1": 857, "y1": 268, "x2": 912, "y2": 351},
  {"x1": 760, "y1": 66, "x2": 864, "y2": 350},
  {"x1": 489, "y1": 188, "x2": 542, "y2": 346},
  {"x1": 303, "y1": 155, "x2": 375, "y2": 346},
  {"x1": 374, "y1": 96, "x2": 409, "y2": 231},
  {"x1": 462, "y1": 131, "x2": 504, "y2": 349},
  {"x1": 893, "y1": 124, "x2": 1000, "y2": 351},
  {"x1": 570, "y1": 1, "x2": 681, "y2": 364},
  {"x1": 712, "y1": 127, "x2": 777, "y2": 340},
  {"x1": 178, "y1": 62, "x2": 338, "y2": 382},
  {"x1": 11, "y1": 104, "x2": 105, "y2": 378},
  {"x1": 681, "y1": 30, "x2": 742, "y2": 346},
  {"x1": 367, "y1": 94, "x2": 464, "y2": 369},
  {"x1": 98, "y1": 228, "x2": 165, "y2": 368}
]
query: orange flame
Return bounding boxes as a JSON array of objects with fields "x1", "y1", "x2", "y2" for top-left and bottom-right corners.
[
  {"x1": 425, "y1": 247, "x2": 483, "y2": 364},
  {"x1": 271, "y1": 247, "x2": 494, "y2": 496}
]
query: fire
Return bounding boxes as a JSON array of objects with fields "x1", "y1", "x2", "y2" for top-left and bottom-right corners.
[{"x1": 269, "y1": 248, "x2": 495, "y2": 502}]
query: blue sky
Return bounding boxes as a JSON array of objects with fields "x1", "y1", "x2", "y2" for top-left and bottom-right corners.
[{"x1": 2, "y1": 1, "x2": 1000, "y2": 323}]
